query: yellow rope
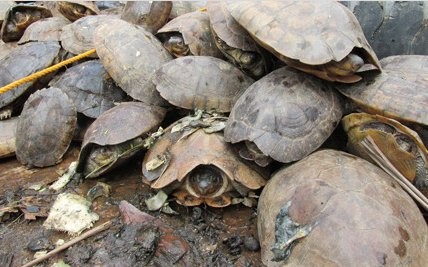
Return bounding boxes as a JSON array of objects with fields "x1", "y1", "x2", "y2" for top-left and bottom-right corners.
[{"x1": 0, "y1": 48, "x2": 96, "y2": 95}]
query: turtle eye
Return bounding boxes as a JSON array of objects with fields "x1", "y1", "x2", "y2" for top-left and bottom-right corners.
[{"x1": 187, "y1": 165, "x2": 227, "y2": 197}]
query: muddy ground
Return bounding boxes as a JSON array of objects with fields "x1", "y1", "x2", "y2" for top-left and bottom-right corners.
[{"x1": 0, "y1": 144, "x2": 262, "y2": 267}]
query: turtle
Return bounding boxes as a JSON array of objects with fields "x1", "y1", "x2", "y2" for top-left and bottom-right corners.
[
  {"x1": 152, "y1": 56, "x2": 254, "y2": 113},
  {"x1": 57, "y1": 1, "x2": 99, "y2": 22},
  {"x1": 76, "y1": 102, "x2": 166, "y2": 179},
  {"x1": 49, "y1": 59, "x2": 128, "y2": 119},
  {"x1": 17, "y1": 16, "x2": 70, "y2": 44},
  {"x1": 0, "y1": 4, "x2": 53, "y2": 42},
  {"x1": 120, "y1": 1, "x2": 172, "y2": 34},
  {"x1": 0, "y1": 41, "x2": 61, "y2": 119},
  {"x1": 225, "y1": 0, "x2": 382, "y2": 83},
  {"x1": 380, "y1": 55, "x2": 428, "y2": 84},
  {"x1": 142, "y1": 117, "x2": 267, "y2": 208},
  {"x1": 169, "y1": 1, "x2": 207, "y2": 20},
  {"x1": 0, "y1": 39, "x2": 17, "y2": 60},
  {"x1": 207, "y1": 1, "x2": 270, "y2": 79},
  {"x1": 342, "y1": 112, "x2": 428, "y2": 208},
  {"x1": 224, "y1": 66, "x2": 343, "y2": 165},
  {"x1": 258, "y1": 149, "x2": 428, "y2": 266},
  {"x1": 94, "y1": 18, "x2": 172, "y2": 106},
  {"x1": 15, "y1": 87, "x2": 77, "y2": 167},
  {"x1": 60, "y1": 14, "x2": 117, "y2": 58},
  {"x1": 0, "y1": 116, "x2": 18, "y2": 159},
  {"x1": 156, "y1": 11, "x2": 224, "y2": 58}
]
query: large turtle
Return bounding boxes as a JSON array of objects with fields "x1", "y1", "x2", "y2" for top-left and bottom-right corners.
[
  {"x1": 156, "y1": 11, "x2": 224, "y2": 58},
  {"x1": 224, "y1": 66, "x2": 343, "y2": 165},
  {"x1": 225, "y1": 0, "x2": 381, "y2": 83},
  {"x1": 17, "y1": 16, "x2": 69, "y2": 44},
  {"x1": 57, "y1": 1, "x2": 99, "y2": 22},
  {"x1": 94, "y1": 18, "x2": 172, "y2": 106},
  {"x1": 76, "y1": 102, "x2": 166, "y2": 179},
  {"x1": 258, "y1": 149, "x2": 428, "y2": 266},
  {"x1": 0, "y1": 116, "x2": 17, "y2": 159},
  {"x1": 49, "y1": 59, "x2": 128, "y2": 118},
  {"x1": 152, "y1": 56, "x2": 254, "y2": 113},
  {"x1": 15, "y1": 87, "x2": 77, "y2": 167},
  {"x1": 142, "y1": 116, "x2": 267, "y2": 208}
]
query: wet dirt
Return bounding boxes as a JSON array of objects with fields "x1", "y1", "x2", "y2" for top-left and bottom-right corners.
[{"x1": 0, "y1": 144, "x2": 262, "y2": 267}]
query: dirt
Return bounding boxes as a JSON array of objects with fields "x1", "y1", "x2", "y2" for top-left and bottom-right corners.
[{"x1": 0, "y1": 144, "x2": 263, "y2": 267}]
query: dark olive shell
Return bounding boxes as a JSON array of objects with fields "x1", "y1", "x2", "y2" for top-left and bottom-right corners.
[
  {"x1": 49, "y1": 59, "x2": 128, "y2": 118},
  {"x1": 0, "y1": 4, "x2": 53, "y2": 42},
  {"x1": 258, "y1": 149, "x2": 428, "y2": 266},
  {"x1": 57, "y1": 1, "x2": 99, "y2": 22},
  {"x1": 15, "y1": 87, "x2": 77, "y2": 167},
  {"x1": 60, "y1": 14, "x2": 118, "y2": 58},
  {"x1": 0, "y1": 41, "x2": 61, "y2": 109},
  {"x1": 0, "y1": 116, "x2": 17, "y2": 158},
  {"x1": 94, "y1": 18, "x2": 172, "y2": 106},
  {"x1": 18, "y1": 17, "x2": 70, "y2": 44},
  {"x1": 120, "y1": 1, "x2": 172, "y2": 34},
  {"x1": 156, "y1": 11, "x2": 224, "y2": 58},
  {"x1": 225, "y1": 66, "x2": 343, "y2": 163},
  {"x1": 152, "y1": 56, "x2": 254, "y2": 112}
]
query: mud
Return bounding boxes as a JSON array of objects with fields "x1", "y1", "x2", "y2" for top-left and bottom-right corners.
[{"x1": 0, "y1": 144, "x2": 262, "y2": 266}]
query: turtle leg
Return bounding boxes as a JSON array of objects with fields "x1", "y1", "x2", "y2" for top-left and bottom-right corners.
[{"x1": 205, "y1": 195, "x2": 232, "y2": 208}]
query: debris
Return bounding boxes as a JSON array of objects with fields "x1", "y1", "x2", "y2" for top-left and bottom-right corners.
[{"x1": 86, "y1": 182, "x2": 111, "y2": 202}]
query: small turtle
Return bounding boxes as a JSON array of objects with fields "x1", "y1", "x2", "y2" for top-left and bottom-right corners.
[
  {"x1": 0, "y1": 41, "x2": 61, "y2": 119},
  {"x1": 0, "y1": 116, "x2": 18, "y2": 159},
  {"x1": 120, "y1": 1, "x2": 172, "y2": 34},
  {"x1": 94, "y1": 18, "x2": 172, "y2": 106},
  {"x1": 57, "y1": 1, "x2": 99, "y2": 22},
  {"x1": 18, "y1": 16, "x2": 70, "y2": 44},
  {"x1": 226, "y1": 0, "x2": 381, "y2": 83},
  {"x1": 207, "y1": 1, "x2": 269, "y2": 79},
  {"x1": 224, "y1": 66, "x2": 343, "y2": 164},
  {"x1": 49, "y1": 59, "x2": 128, "y2": 118},
  {"x1": 1, "y1": 4, "x2": 53, "y2": 42},
  {"x1": 156, "y1": 11, "x2": 224, "y2": 58},
  {"x1": 77, "y1": 102, "x2": 166, "y2": 179},
  {"x1": 342, "y1": 112, "x2": 428, "y2": 206},
  {"x1": 258, "y1": 149, "x2": 428, "y2": 266},
  {"x1": 142, "y1": 117, "x2": 266, "y2": 208},
  {"x1": 60, "y1": 14, "x2": 117, "y2": 58},
  {"x1": 152, "y1": 56, "x2": 254, "y2": 112},
  {"x1": 15, "y1": 87, "x2": 77, "y2": 167}
]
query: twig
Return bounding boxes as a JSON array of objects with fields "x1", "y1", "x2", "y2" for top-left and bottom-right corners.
[{"x1": 20, "y1": 221, "x2": 112, "y2": 267}]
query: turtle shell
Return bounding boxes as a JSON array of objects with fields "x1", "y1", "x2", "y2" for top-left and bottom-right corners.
[
  {"x1": 60, "y1": 14, "x2": 117, "y2": 58},
  {"x1": 1, "y1": 4, "x2": 53, "y2": 42},
  {"x1": 258, "y1": 149, "x2": 428, "y2": 266},
  {"x1": 15, "y1": 87, "x2": 77, "y2": 167},
  {"x1": 0, "y1": 41, "x2": 61, "y2": 109},
  {"x1": 156, "y1": 11, "x2": 224, "y2": 58},
  {"x1": 0, "y1": 116, "x2": 17, "y2": 159},
  {"x1": 169, "y1": 1, "x2": 207, "y2": 19},
  {"x1": 120, "y1": 1, "x2": 172, "y2": 34},
  {"x1": 226, "y1": 0, "x2": 381, "y2": 82},
  {"x1": 18, "y1": 17, "x2": 70, "y2": 44},
  {"x1": 142, "y1": 126, "x2": 266, "y2": 207},
  {"x1": 380, "y1": 55, "x2": 428, "y2": 84},
  {"x1": 152, "y1": 56, "x2": 254, "y2": 112},
  {"x1": 0, "y1": 39, "x2": 17, "y2": 60},
  {"x1": 94, "y1": 18, "x2": 172, "y2": 106},
  {"x1": 0, "y1": 1, "x2": 14, "y2": 24},
  {"x1": 57, "y1": 1, "x2": 99, "y2": 22},
  {"x1": 49, "y1": 59, "x2": 128, "y2": 118},
  {"x1": 224, "y1": 66, "x2": 343, "y2": 163}
]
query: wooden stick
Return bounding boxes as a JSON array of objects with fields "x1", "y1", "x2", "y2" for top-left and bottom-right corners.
[{"x1": 21, "y1": 221, "x2": 112, "y2": 267}]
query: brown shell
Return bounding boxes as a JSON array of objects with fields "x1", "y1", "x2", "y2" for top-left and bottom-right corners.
[
  {"x1": 94, "y1": 18, "x2": 172, "y2": 106},
  {"x1": 15, "y1": 87, "x2": 77, "y2": 167},
  {"x1": 224, "y1": 66, "x2": 343, "y2": 163},
  {"x1": 380, "y1": 55, "x2": 428, "y2": 84},
  {"x1": 335, "y1": 71, "x2": 428, "y2": 127},
  {"x1": 57, "y1": 1, "x2": 99, "y2": 22},
  {"x1": 207, "y1": 1, "x2": 258, "y2": 52},
  {"x1": 226, "y1": 0, "x2": 380, "y2": 67},
  {"x1": 18, "y1": 17, "x2": 70, "y2": 44},
  {"x1": 60, "y1": 15, "x2": 117, "y2": 58},
  {"x1": 0, "y1": 116, "x2": 17, "y2": 158},
  {"x1": 156, "y1": 11, "x2": 223, "y2": 58},
  {"x1": 152, "y1": 56, "x2": 254, "y2": 112},
  {"x1": 143, "y1": 127, "x2": 266, "y2": 191},
  {"x1": 1, "y1": 4, "x2": 53, "y2": 42},
  {"x1": 258, "y1": 149, "x2": 428, "y2": 266},
  {"x1": 0, "y1": 41, "x2": 61, "y2": 109}
]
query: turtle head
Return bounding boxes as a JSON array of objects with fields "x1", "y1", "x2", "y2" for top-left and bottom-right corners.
[
  {"x1": 162, "y1": 34, "x2": 190, "y2": 57},
  {"x1": 326, "y1": 53, "x2": 364, "y2": 77},
  {"x1": 186, "y1": 165, "x2": 229, "y2": 198}
]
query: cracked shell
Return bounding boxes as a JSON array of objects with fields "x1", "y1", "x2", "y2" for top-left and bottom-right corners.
[{"x1": 258, "y1": 149, "x2": 428, "y2": 266}]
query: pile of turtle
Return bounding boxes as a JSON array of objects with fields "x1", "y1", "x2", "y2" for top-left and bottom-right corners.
[{"x1": 0, "y1": 1, "x2": 428, "y2": 266}]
